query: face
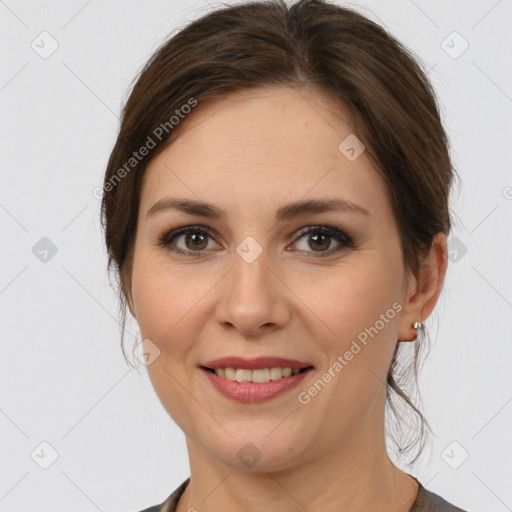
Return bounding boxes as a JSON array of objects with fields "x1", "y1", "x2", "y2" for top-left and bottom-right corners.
[{"x1": 129, "y1": 86, "x2": 417, "y2": 471}]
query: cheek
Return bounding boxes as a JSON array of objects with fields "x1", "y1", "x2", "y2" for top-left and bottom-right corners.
[
  {"x1": 132, "y1": 255, "x2": 205, "y2": 340},
  {"x1": 131, "y1": 262, "x2": 211, "y2": 428},
  {"x1": 295, "y1": 262, "x2": 402, "y2": 418},
  {"x1": 298, "y1": 263, "x2": 400, "y2": 347}
]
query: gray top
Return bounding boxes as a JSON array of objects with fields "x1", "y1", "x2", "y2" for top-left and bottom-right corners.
[{"x1": 137, "y1": 475, "x2": 469, "y2": 511}]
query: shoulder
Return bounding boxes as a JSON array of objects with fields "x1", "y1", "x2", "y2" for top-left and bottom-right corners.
[
  {"x1": 135, "y1": 477, "x2": 190, "y2": 512},
  {"x1": 412, "y1": 480, "x2": 470, "y2": 512},
  {"x1": 135, "y1": 476, "x2": 472, "y2": 512}
]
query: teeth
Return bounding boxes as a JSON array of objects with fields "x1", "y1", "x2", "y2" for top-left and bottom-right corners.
[
  {"x1": 224, "y1": 368, "x2": 236, "y2": 380},
  {"x1": 213, "y1": 367, "x2": 305, "y2": 383},
  {"x1": 235, "y1": 369, "x2": 252, "y2": 382},
  {"x1": 251, "y1": 368, "x2": 269, "y2": 383},
  {"x1": 269, "y1": 367, "x2": 283, "y2": 380}
]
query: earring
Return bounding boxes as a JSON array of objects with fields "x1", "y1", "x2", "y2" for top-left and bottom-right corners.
[{"x1": 410, "y1": 321, "x2": 423, "y2": 341}]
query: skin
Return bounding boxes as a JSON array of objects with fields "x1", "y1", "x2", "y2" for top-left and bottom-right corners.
[{"x1": 127, "y1": 86, "x2": 448, "y2": 512}]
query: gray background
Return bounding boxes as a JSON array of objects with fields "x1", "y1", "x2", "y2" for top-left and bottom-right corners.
[{"x1": 1, "y1": 0, "x2": 511, "y2": 510}]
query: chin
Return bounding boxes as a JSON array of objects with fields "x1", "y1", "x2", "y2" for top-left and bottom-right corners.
[{"x1": 203, "y1": 426, "x2": 308, "y2": 472}]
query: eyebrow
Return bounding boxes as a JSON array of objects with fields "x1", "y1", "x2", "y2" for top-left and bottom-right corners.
[{"x1": 146, "y1": 197, "x2": 371, "y2": 221}]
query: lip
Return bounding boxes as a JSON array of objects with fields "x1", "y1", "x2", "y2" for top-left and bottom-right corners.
[
  {"x1": 200, "y1": 356, "x2": 313, "y2": 370},
  {"x1": 200, "y1": 366, "x2": 314, "y2": 403}
]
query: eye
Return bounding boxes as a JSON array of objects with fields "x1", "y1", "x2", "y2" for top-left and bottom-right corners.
[
  {"x1": 289, "y1": 225, "x2": 354, "y2": 257},
  {"x1": 157, "y1": 224, "x2": 355, "y2": 257},
  {"x1": 158, "y1": 226, "x2": 220, "y2": 257}
]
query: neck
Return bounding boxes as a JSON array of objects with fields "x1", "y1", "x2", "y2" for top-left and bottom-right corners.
[{"x1": 177, "y1": 414, "x2": 419, "y2": 512}]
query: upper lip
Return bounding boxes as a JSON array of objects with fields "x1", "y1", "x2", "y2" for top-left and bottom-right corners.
[{"x1": 201, "y1": 356, "x2": 314, "y2": 370}]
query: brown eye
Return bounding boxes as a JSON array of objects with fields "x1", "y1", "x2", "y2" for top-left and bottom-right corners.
[
  {"x1": 158, "y1": 224, "x2": 354, "y2": 258},
  {"x1": 290, "y1": 226, "x2": 354, "y2": 257},
  {"x1": 307, "y1": 233, "x2": 331, "y2": 251},
  {"x1": 158, "y1": 226, "x2": 219, "y2": 256},
  {"x1": 183, "y1": 232, "x2": 208, "y2": 250}
]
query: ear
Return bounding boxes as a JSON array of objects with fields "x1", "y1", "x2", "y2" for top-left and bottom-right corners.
[{"x1": 397, "y1": 232, "x2": 448, "y2": 342}]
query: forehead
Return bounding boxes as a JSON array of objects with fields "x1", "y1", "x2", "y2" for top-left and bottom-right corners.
[
  {"x1": 158, "y1": 86, "x2": 355, "y2": 157},
  {"x1": 140, "y1": 86, "x2": 388, "y2": 218}
]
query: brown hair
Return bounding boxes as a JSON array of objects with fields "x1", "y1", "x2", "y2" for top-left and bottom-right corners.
[{"x1": 101, "y1": 0, "x2": 460, "y2": 466}]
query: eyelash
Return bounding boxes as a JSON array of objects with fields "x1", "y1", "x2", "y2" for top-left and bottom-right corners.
[{"x1": 157, "y1": 224, "x2": 355, "y2": 258}]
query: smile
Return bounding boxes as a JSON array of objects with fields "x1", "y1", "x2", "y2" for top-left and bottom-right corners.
[
  {"x1": 202, "y1": 366, "x2": 312, "y2": 382},
  {"x1": 199, "y1": 366, "x2": 314, "y2": 403}
]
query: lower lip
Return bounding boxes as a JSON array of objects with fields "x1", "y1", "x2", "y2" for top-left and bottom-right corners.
[{"x1": 200, "y1": 367, "x2": 313, "y2": 403}]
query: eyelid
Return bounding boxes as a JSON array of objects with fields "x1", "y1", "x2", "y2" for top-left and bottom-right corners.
[
  {"x1": 292, "y1": 224, "x2": 353, "y2": 244},
  {"x1": 158, "y1": 225, "x2": 221, "y2": 250},
  {"x1": 158, "y1": 223, "x2": 355, "y2": 257}
]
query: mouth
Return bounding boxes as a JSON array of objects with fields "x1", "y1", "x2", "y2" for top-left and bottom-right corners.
[
  {"x1": 200, "y1": 365, "x2": 314, "y2": 383},
  {"x1": 198, "y1": 359, "x2": 315, "y2": 403}
]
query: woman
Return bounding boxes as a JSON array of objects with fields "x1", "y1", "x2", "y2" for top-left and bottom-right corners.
[{"x1": 101, "y1": 0, "x2": 468, "y2": 510}]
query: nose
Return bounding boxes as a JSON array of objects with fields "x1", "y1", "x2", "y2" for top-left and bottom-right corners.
[{"x1": 214, "y1": 246, "x2": 291, "y2": 337}]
